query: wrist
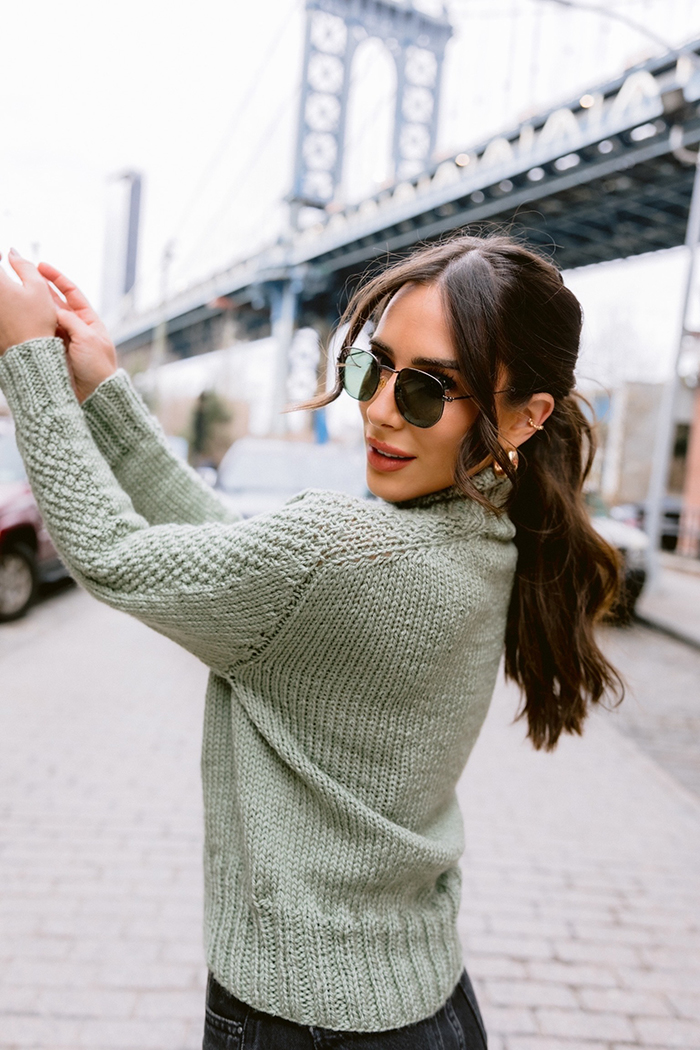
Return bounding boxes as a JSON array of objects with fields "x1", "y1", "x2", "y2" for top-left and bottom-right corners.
[
  {"x1": 75, "y1": 368, "x2": 119, "y2": 406},
  {"x1": 0, "y1": 329, "x2": 57, "y2": 356}
]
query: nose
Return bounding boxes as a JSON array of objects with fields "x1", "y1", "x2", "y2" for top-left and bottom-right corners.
[{"x1": 366, "y1": 368, "x2": 403, "y2": 428}]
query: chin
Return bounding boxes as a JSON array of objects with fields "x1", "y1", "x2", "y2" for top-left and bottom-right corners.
[
  {"x1": 365, "y1": 465, "x2": 426, "y2": 503},
  {"x1": 365, "y1": 467, "x2": 401, "y2": 501}
]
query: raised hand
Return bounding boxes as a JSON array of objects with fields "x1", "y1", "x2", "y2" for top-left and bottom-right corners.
[
  {"x1": 0, "y1": 249, "x2": 58, "y2": 354},
  {"x1": 38, "y1": 262, "x2": 118, "y2": 405}
]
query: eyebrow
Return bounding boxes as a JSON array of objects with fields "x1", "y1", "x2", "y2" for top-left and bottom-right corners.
[{"x1": 369, "y1": 337, "x2": 460, "y2": 372}]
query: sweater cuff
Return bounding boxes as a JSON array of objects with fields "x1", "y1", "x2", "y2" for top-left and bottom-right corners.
[
  {"x1": 0, "y1": 337, "x2": 76, "y2": 415},
  {"x1": 82, "y1": 369, "x2": 162, "y2": 468}
]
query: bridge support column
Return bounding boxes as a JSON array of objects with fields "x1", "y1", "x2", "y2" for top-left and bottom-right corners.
[{"x1": 269, "y1": 279, "x2": 301, "y2": 437}]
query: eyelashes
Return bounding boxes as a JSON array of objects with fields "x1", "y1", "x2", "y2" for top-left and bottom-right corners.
[
  {"x1": 429, "y1": 369, "x2": 458, "y2": 392},
  {"x1": 373, "y1": 351, "x2": 458, "y2": 391}
]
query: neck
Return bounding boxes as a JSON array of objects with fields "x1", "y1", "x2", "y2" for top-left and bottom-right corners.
[{"x1": 387, "y1": 466, "x2": 512, "y2": 510}]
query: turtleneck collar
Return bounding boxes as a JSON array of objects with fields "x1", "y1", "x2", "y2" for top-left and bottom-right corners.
[{"x1": 388, "y1": 466, "x2": 512, "y2": 510}]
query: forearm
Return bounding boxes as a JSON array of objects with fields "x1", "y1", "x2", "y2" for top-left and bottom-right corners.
[
  {"x1": 82, "y1": 369, "x2": 240, "y2": 526},
  {"x1": 0, "y1": 338, "x2": 154, "y2": 594},
  {"x1": 0, "y1": 338, "x2": 311, "y2": 674}
]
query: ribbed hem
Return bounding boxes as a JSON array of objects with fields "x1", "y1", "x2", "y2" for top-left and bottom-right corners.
[
  {"x1": 204, "y1": 873, "x2": 464, "y2": 1032},
  {"x1": 0, "y1": 337, "x2": 75, "y2": 415},
  {"x1": 82, "y1": 370, "x2": 159, "y2": 468}
]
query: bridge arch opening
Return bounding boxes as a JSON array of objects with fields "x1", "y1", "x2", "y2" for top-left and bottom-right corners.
[{"x1": 342, "y1": 36, "x2": 396, "y2": 205}]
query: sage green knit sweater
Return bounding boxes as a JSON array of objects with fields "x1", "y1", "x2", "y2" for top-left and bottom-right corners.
[{"x1": 0, "y1": 336, "x2": 517, "y2": 1031}]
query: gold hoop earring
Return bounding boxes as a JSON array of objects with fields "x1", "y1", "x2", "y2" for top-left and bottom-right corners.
[
  {"x1": 493, "y1": 449, "x2": 519, "y2": 477},
  {"x1": 528, "y1": 417, "x2": 545, "y2": 431}
]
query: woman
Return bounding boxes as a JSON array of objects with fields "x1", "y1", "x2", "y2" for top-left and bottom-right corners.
[{"x1": 0, "y1": 234, "x2": 622, "y2": 1048}]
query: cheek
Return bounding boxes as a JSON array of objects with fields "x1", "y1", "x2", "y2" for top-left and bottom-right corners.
[{"x1": 423, "y1": 404, "x2": 477, "y2": 463}]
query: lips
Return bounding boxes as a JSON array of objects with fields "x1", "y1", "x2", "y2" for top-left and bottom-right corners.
[
  {"x1": 366, "y1": 437, "x2": 417, "y2": 473},
  {"x1": 367, "y1": 439, "x2": 416, "y2": 460}
]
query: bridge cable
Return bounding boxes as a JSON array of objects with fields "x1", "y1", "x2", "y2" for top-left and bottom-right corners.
[
  {"x1": 179, "y1": 36, "x2": 397, "y2": 272},
  {"x1": 167, "y1": 0, "x2": 303, "y2": 249},
  {"x1": 530, "y1": 0, "x2": 675, "y2": 55},
  {"x1": 173, "y1": 84, "x2": 303, "y2": 278}
]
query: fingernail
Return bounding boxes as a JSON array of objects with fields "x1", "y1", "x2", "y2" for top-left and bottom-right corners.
[{"x1": 9, "y1": 247, "x2": 18, "y2": 256}]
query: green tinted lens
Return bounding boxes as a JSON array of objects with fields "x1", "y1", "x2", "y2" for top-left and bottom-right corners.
[
  {"x1": 342, "y1": 350, "x2": 379, "y2": 401},
  {"x1": 395, "y1": 369, "x2": 445, "y2": 428}
]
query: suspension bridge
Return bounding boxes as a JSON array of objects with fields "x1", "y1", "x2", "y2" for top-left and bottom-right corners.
[
  {"x1": 112, "y1": 30, "x2": 700, "y2": 370},
  {"x1": 108, "y1": 4, "x2": 699, "y2": 455}
]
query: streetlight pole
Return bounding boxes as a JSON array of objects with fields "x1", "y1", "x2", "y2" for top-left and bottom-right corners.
[{"x1": 645, "y1": 146, "x2": 700, "y2": 585}]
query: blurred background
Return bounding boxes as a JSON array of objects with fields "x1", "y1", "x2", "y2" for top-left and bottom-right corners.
[
  {"x1": 1, "y1": 3, "x2": 700, "y2": 1049},
  {"x1": 3, "y1": 0, "x2": 700, "y2": 575}
]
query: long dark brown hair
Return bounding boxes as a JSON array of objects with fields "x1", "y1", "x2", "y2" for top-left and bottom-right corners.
[{"x1": 293, "y1": 233, "x2": 624, "y2": 750}]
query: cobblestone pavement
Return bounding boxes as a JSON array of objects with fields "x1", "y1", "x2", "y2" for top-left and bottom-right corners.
[
  {"x1": 458, "y1": 639, "x2": 700, "y2": 1050},
  {"x1": 0, "y1": 585, "x2": 208, "y2": 1050},
  {"x1": 1, "y1": 585, "x2": 699, "y2": 1050},
  {"x1": 598, "y1": 623, "x2": 700, "y2": 800}
]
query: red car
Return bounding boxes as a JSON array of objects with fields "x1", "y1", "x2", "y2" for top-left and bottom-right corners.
[{"x1": 0, "y1": 420, "x2": 70, "y2": 621}]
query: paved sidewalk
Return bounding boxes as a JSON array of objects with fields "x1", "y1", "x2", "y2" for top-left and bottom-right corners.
[
  {"x1": 0, "y1": 588, "x2": 208, "y2": 1050},
  {"x1": 636, "y1": 554, "x2": 700, "y2": 648},
  {"x1": 458, "y1": 674, "x2": 700, "y2": 1050},
  {"x1": 1, "y1": 587, "x2": 699, "y2": 1049}
]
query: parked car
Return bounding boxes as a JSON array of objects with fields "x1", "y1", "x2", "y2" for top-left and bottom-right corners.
[
  {"x1": 586, "y1": 492, "x2": 649, "y2": 623},
  {"x1": 611, "y1": 497, "x2": 683, "y2": 552},
  {"x1": 0, "y1": 421, "x2": 70, "y2": 621},
  {"x1": 215, "y1": 436, "x2": 372, "y2": 518}
]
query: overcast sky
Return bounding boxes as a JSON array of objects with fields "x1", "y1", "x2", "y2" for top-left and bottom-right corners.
[{"x1": 3, "y1": 0, "x2": 700, "y2": 385}]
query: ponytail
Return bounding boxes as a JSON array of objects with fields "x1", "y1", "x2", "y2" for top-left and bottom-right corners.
[{"x1": 504, "y1": 394, "x2": 624, "y2": 750}]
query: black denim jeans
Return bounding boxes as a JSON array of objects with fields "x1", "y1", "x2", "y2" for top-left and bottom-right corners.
[{"x1": 202, "y1": 969, "x2": 488, "y2": 1049}]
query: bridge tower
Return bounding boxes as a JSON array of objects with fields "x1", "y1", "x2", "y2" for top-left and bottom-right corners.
[{"x1": 290, "y1": 0, "x2": 453, "y2": 222}]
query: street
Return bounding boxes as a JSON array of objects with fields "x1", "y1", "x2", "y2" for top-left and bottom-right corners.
[{"x1": 0, "y1": 582, "x2": 699, "y2": 1050}]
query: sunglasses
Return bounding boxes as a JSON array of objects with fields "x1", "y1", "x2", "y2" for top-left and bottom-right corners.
[{"x1": 340, "y1": 347, "x2": 487, "y2": 429}]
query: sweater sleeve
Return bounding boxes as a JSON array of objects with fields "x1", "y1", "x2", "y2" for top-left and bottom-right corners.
[
  {"x1": 0, "y1": 338, "x2": 317, "y2": 677},
  {"x1": 81, "y1": 368, "x2": 240, "y2": 526}
]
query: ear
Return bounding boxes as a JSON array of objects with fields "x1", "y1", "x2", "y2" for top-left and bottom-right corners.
[{"x1": 504, "y1": 393, "x2": 555, "y2": 449}]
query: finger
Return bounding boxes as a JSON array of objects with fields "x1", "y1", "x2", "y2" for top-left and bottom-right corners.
[
  {"x1": 0, "y1": 252, "x2": 17, "y2": 286},
  {"x1": 8, "y1": 248, "x2": 43, "y2": 286},
  {"x1": 43, "y1": 280, "x2": 69, "y2": 310},
  {"x1": 56, "y1": 307, "x2": 90, "y2": 339},
  {"x1": 37, "y1": 262, "x2": 93, "y2": 313}
]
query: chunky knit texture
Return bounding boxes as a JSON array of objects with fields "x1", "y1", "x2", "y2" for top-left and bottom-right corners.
[{"x1": 0, "y1": 337, "x2": 517, "y2": 1031}]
